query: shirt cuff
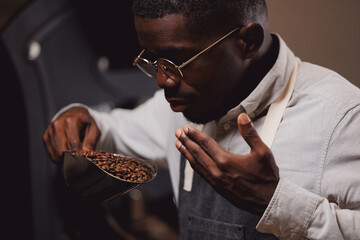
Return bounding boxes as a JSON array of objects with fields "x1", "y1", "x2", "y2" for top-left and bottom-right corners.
[
  {"x1": 51, "y1": 103, "x2": 116, "y2": 152},
  {"x1": 256, "y1": 178, "x2": 322, "y2": 239},
  {"x1": 51, "y1": 103, "x2": 90, "y2": 121}
]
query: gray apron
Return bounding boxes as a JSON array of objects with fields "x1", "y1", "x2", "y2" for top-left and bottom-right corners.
[
  {"x1": 178, "y1": 155, "x2": 279, "y2": 239},
  {"x1": 177, "y1": 59, "x2": 298, "y2": 239}
]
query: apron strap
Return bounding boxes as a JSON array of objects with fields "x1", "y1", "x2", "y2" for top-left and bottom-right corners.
[
  {"x1": 260, "y1": 59, "x2": 298, "y2": 147},
  {"x1": 183, "y1": 124, "x2": 204, "y2": 192},
  {"x1": 183, "y1": 159, "x2": 195, "y2": 192}
]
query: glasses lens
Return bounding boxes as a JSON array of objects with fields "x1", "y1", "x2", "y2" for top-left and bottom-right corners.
[
  {"x1": 135, "y1": 59, "x2": 157, "y2": 78},
  {"x1": 157, "y1": 58, "x2": 183, "y2": 80}
]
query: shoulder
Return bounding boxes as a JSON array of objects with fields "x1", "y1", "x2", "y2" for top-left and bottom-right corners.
[{"x1": 294, "y1": 61, "x2": 360, "y2": 113}]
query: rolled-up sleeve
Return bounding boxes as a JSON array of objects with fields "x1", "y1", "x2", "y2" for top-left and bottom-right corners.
[
  {"x1": 88, "y1": 90, "x2": 174, "y2": 163},
  {"x1": 256, "y1": 178, "x2": 360, "y2": 239},
  {"x1": 257, "y1": 104, "x2": 360, "y2": 239}
]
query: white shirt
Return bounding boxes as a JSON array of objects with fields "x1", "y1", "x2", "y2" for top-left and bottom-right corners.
[{"x1": 64, "y1": 35, "x2": 360, "y2": 239}]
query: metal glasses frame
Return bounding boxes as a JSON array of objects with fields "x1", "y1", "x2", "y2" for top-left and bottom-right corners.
[{"x1": 133, "y1": 27, "x2": 241, "y2": 79}]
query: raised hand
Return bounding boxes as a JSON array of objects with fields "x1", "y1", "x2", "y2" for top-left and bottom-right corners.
[{"x1": 175, "y1": 113, "x2": 279, "y2": 214}]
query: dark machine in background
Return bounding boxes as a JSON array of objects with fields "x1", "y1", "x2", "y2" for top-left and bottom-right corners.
[{"x1": 1, "y1": 0, "x2": 178, "y2": 239}]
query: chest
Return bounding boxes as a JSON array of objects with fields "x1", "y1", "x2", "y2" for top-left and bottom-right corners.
[{"x1": 204, "y1": 111, "x2": 326, "y2": 195}]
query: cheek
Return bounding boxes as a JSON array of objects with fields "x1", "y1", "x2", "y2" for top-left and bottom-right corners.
[
  {"x1": 181, "y1": 71, "x2": 219, "y2": 98},
  {"x1": 181, "y1": 57, "x2": 225, "y2": 92},
  {"x1": 200, "y1": 57, "x2": 240, "y2": 98},
  {"x1": 181, "y1": 45, "x2": 242, "y2": 100}
]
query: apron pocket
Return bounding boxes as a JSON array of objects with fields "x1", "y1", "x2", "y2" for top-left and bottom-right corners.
[{"x1": 186, "y1": 214, "x2": 244, "y2": 240}]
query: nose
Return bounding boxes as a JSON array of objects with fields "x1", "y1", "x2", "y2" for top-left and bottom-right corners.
[{"x1": 156, "y1": 69, "x2": 178, "y2": 89}]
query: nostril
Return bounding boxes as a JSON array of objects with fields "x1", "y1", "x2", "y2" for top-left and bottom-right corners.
[
  {"x1": 165, "y1": 78, "x2": 178, "y2": 87},
  {"x1": 157, "y1": 70, "x2": 178, "y2": 88}
]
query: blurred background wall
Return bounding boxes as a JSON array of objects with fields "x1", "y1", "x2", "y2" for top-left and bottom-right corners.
[
  {"x1": 0, "y1": 0, "x2": 27, "y2": 28},
  {"x1": 267, "y1": 0, "x2": 360, "y2": 86},
  {"x1": 1, "y1": 0, "x2": 359, "y2": 83}
]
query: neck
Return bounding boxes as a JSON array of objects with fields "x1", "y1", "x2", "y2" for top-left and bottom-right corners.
[
  {"x1": 224, "y1": 31, "x2": 279, "y2": 115},
  {"x1": 250, "y1": 31, "x2": 279, "y2": 82},
  {"x1": 208, "y1": 27, "x2": 279, "y2": 123}
]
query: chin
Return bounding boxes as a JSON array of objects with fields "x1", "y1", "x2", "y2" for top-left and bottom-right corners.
[
  {"x1": 183, "y1": 115, "x2": 211, "y2": 124},
  {"x1": 182, "y1": 109, "x2": 224, "y2": 124}
]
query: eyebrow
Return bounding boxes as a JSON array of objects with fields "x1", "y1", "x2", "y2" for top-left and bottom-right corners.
[
  {"x1": 148, "y1": 45, "x2": 193, "y2": 59},
  {"x1": 158, "y1": 46, "x2": 188, "y2": 54}
]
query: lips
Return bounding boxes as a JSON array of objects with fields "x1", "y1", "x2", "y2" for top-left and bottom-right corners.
[{"x1": 166, "y1": 97, "x2": 193, "y2": 112}]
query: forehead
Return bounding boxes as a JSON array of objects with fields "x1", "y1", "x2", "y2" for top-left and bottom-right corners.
[{"x1": 134, "y1": 14, "x2": 201, "y2": 53}]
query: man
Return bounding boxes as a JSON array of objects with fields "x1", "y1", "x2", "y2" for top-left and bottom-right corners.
[{"x1": 43, "y1": 0, "x2": 360, "y2": 239}]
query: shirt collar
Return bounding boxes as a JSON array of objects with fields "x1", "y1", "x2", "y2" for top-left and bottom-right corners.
[{"x1": 219, "y1": 34, "x2": 296, "y2": 124}]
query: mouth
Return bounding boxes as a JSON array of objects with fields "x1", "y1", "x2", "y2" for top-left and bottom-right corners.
[{"x1": 166, "y1": 98, "x2": 193, "y2": 112}]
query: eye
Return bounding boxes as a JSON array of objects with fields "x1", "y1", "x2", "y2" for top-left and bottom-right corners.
[{"x1": 144, "y1": 49, "x2": 158, "y2": 61}]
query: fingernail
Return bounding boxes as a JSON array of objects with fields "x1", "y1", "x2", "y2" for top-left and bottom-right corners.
[
  {"x1": 239, "y1": 113, "x2": 251, "y2": 125},
  {"x1": 183, "y1": 125, "x2": 189, "y2": 134},
  {"x1": 175, "y1": 140, "x2": 182, "y2": 149},
  {"x1": 83, "y1": 146, "x2": 92, "y2": 151},
  {"x1": 175, "y1": 129, "x2": 182, "y2": 138}
]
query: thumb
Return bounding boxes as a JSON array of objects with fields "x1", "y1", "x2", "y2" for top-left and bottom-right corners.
[
  {"x1": 237, "y1": 113, "x2": 263, "y2": 151},
  {"x1": 82, "y1": 123, "x2": 101, "y2": 151}
]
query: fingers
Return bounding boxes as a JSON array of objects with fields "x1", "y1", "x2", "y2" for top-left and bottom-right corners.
[
  {"x1": 82, "y1": 122, "x2": 101, "y2": 151},
  {"x1": 43, "y1": 121, "x2": 68, "y2": 163},
  {"x1": 42, "y1": 107, "x2": 100, "y2": 163},
  {"x1": 237, "y1": 113, "x2": 265, "y2": 152},
  {"x1": 175, "y1": 128, "x2": 219, "y2": 181},
  {"x1": 64, "y1": 119, "x2": 81, "y2": 151},
  {"x1": 184, "y1": 126, "x2": 223, "y2": 159},
  {"x1": 43, "y1": 125, "x2": 57, "y2": 162}
]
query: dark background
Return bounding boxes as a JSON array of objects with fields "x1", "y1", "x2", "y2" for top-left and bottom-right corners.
[{"x1": 1, "y1": 0, "x2": 177, "y2": 239}]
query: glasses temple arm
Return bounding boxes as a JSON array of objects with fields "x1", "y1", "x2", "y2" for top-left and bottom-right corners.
[{"x1": 178, "y1": 27, "x2": 240, "y2": 69}]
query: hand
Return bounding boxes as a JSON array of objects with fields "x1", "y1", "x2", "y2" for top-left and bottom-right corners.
[
  {"x1": 175, "y1": 113, "x2": 279, "y2": 214},
  {"x1": 43, "y1": 107, "x2": 101, "y2": 163}
]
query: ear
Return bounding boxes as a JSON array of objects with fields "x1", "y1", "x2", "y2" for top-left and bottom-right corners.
[{"x1": 237, "y1": 22, "x2": 264, "y2": 59}]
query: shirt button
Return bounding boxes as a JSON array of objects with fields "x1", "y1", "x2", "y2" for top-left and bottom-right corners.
[
  {"x1": 223, "y1": 123, "x2": 231, "y2": 131},
  {"x1": 249, "y1": 112, "x2": 256, "y2": 119}
]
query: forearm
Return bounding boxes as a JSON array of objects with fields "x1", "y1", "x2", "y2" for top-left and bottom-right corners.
[{"x1": 256, "y1": 178, "x2": 360, "y2": 240}]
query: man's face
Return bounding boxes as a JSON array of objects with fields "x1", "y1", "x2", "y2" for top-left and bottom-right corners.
[{"x1": 134, "y1": 14, "x2": 245, "y2": 124}]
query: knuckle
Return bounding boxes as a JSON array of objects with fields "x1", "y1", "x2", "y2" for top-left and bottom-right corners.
[
  {"x1": 216, "y1": 154, "x2": 230, "y2": 169},
  {"x1": 199, "y1": 137, "x2": 210, "y2": 148},
  {"x1": 65, "y1": 116, "x2": 75, "y2": 125},
  {"x1": 211, "y1": 169, "x2": 225, "y2": 185},
  {"x1": 69, "y1": 140, "x2": 79, "y2": 149},
  {"x1": 188, "y1": 159, "x2": 199, "y2": 170},
  {"x1": 188, "y1": 143, "x2": 200, "y2": 157},
  {"x1": 256, "y1": 146, "x2": 272, "y2": 160},
  {"x1": 212, "y1": 169, "x2": 223, "y2": 180},
  {"x1": 52, "y1": 120, "x2": 61, "y2": 129},
  {"x1": 244, "y1": 127, "x2": 258, "y2": 138}
]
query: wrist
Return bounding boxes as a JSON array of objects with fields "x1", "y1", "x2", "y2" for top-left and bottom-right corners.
[{"x1": 256, "y1": 178, "x2": 322, "y2": 238}]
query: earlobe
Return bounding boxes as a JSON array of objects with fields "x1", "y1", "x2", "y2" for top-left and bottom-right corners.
[{"x1": 237, "y1": 22, "x2": 264, "y2": 59}]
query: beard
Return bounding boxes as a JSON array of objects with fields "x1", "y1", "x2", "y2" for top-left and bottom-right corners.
[{"x1": 182, "y1": 104, "x2": 229, "y2": 124}]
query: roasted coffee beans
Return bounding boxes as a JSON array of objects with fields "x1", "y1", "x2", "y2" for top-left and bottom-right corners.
[{"x1": 72, "y1": 150, "x2": 151, "y2": 183}]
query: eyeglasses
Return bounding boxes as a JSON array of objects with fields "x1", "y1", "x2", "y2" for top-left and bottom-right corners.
[{"x1": 133, "y1": 27, "x2": 240, "y2": 81}]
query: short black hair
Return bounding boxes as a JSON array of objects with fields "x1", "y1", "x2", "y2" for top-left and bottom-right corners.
[{"x1": 132, "y1": 0, "x2": 267, "y2": 35}]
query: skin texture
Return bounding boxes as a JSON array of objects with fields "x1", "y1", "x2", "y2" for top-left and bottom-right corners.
[{"x1": 43, "y1": 13, "x2": 280, "y2": 213}]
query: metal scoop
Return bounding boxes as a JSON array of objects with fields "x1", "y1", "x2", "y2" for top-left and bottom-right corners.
[{"x1": 62, "y1": 151, "x2": 158, "y2": 202}]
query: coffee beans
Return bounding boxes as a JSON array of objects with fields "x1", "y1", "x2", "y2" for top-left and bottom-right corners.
[{"x1": 72, "y1": 150, "x2": 152, "y2": 183}]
